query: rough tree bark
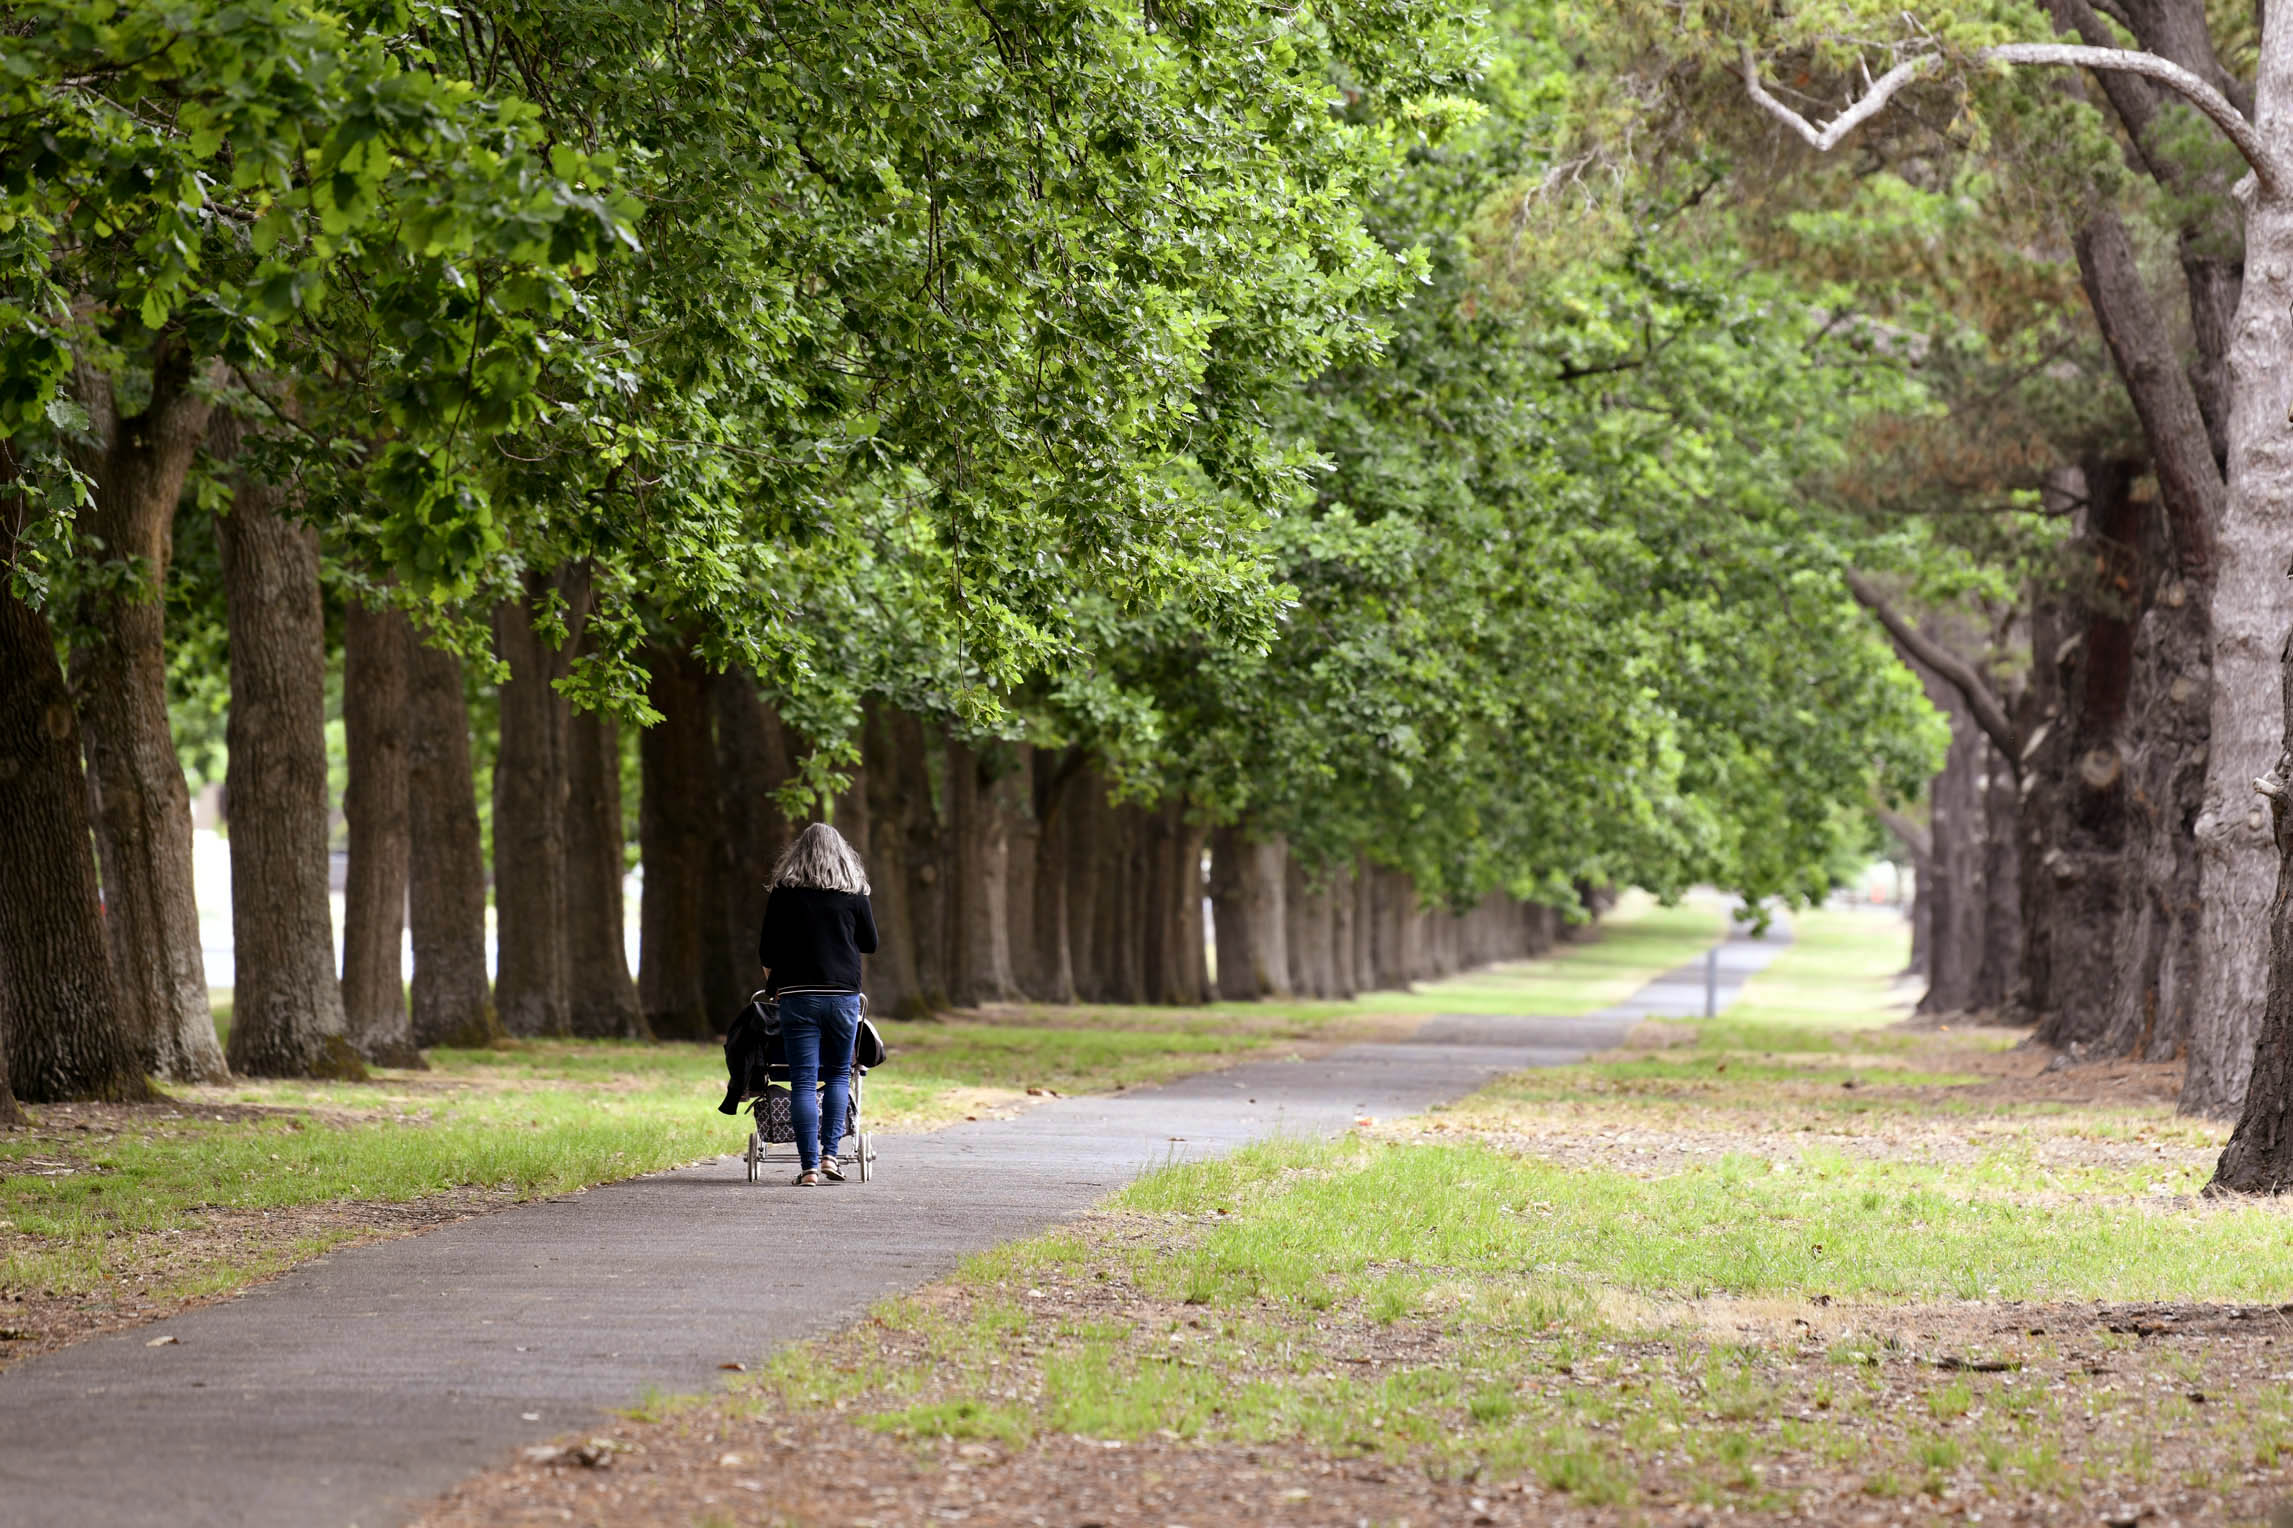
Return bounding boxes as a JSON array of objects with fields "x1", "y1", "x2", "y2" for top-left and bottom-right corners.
[
  {"x1": 638, "y1": 642, "x2": 718, "y2": 1040},
  {"x1": 1144, "y1": 800, "x2": 1207, "y2": 1006},
  {"x1": 947, "y1": 737, "x2": 1022, "y2": 1006},
  {"x1": 860, "y1": 702, "x2": 922, "y2": 1015},
  {"x1": 341, "y1": 599, "x2": 422, "y2": 1065},
  {"x1": 714, "y1": 673, "x2": 793, "y2": 1016},
  {"x1": 406, "y1": 638, "x2": 498, "y2": 1049},
  {"x1": 1027, "y1": 748, "x2": 1083, "y2": 1005},
  {"x1": 492, "y1": 567, "x2": 588, "y2": 1038},
  {"x1": 1005, "y1": 745, "x2": 1039, "y2": 1001},
  {"x1": 1920, "y1": 676, "x2": 1989, "y2": 1016},
  {"x1": 66, "y1": 347, "x2": 224, "y2": 1083},
  {"x1": 1210, "y1": 825, "x2": 1288, "y2": 1000},
  {"x1": 0, "y1": 573, "x2": 149, "y2": 1103},
  {"x1": 213, "y1": 414, "x2": 364, "y2": 1079},
  {"x1": 0, "y1": 976, "x2": 23, "y2": 1126},
  {"x1": 565, "y1": 698, "x2": 644, "y2": 1038},
  {"x1": 2211, "y1": 6, "x2": 2293, "y2": 1178},
  {"x1": 895, "y1": 710, "x2": 953, "y2": 1015}
]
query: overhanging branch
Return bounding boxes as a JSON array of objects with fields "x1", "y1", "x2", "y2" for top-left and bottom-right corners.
[
  {"x1": 1844, "y1": 571, "x2": 2021, "y2": 770},
  {"x1": 1743, "y1": 42, "x2": 2289, "y2": 198}
]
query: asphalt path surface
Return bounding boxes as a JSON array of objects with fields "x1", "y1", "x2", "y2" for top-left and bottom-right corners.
[{"x1": 0, "y1": 922, "x2": 1788, "y2": 1528}]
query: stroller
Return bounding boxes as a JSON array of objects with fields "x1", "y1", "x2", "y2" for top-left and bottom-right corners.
[{"x1": 730, "y1": 992, "x2": 879, "y2": 1184}]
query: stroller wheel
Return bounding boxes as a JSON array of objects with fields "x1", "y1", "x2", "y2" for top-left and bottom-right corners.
[{"x1": 745, "y1": 1131, "x2": 760, "y2": 1183}]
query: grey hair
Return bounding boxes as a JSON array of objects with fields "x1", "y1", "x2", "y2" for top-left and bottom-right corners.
[{"x1": 771, "y1": 821, "x2": 870, "y2": 895}]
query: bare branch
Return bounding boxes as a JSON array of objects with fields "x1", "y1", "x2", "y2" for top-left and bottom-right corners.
[
  {"x1": 1741, "y1": 48, "x2": 1941, "y2": 152},
  {"x1": 1875, "y1": 806, "x2": 1932, "y2": 862},
  {"x1": 1741, "y1": 40, "x2": 2291, "y2": 198},
  {"x1": 1844, "y1": 571, "x2": 2021, "y2": 770},
  {"x1": 1981, "y1": 43, "x2": 2283, "y2": 194}
]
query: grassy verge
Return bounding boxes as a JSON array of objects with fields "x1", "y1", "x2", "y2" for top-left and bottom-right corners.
[
  {"x1": 1, "y1": 892, "x2": 1719, "y2": 1361},
  {"x1": 511, "y1": 905, "x2": 2293, "y2": 1528}
]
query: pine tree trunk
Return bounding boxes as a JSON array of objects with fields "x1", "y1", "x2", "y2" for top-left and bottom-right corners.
[
  {"x1": 714, "y1": 673, "x2": 793, "y2": 1016},
  {"x1": 860, "y1": 702, "x2": 921, "y2": 1015},
  {"x1": 66, "y1": 354, "x2": 222, "y2": 1082},
  {"x1": 947, "y1": 738, "x2": 1021, "y2": 1006},
  {"x1": 565, "y1": 699, "x2": 644, "y2": 1038},
  {"x1": 491, "y1": 568, "x2": 586, "y2": 1038},
  {"x1": 406, "y1": 638, "x2": 498, "y2": 1049},
  {"x1": 638, "y1": 643, "x2": 718, "y2": 1040},
  {"x1": 0, "y1": 584, "x2": 149, "y2": 1103},
  {"x1": 341, "y1": 599, "x2": 421, "y2": 1066},
  {"x1": 213, "y1": 421, "x2": 364, "y2": 1081},
  {"x1": 1028, "y1": 748, "x2": 1081, "y2": 1004}
]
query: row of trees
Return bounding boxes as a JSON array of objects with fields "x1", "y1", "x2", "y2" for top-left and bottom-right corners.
[
  {"x1": 1605, "y1": 0, "x2": 2293, "y2": 1191},
  {"x1": 0, "y1": 5, "x2": 1979, "y2": 1130}
]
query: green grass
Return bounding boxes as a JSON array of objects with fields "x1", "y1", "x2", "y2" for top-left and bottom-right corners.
[
  {"x1": 7, "y1": 893, "x2": 1732, "y2": 1318},
  {"x1": 721, "y1": 901, "x2": 2284, "y2": 1517}
]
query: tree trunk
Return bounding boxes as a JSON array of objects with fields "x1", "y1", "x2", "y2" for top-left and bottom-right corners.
[
  {"x1": 859, "y1": 702, "x2": 921, "y2": 1015},
  {"x1": 2211, "y1": 10, "x2": 2293, "y2": 1165},
  {"x1": 1972, "y1": 736, "x2": 2022, "y2": 1012},
  {"x1": 638, "y1": 643, "x2": 718, "y2": 1040},
  {"x1": 66, "y1": 352, "x2": 222, "y2": 1082},
  {"x1": 947, "y1": 738, "x2": 1021, "y2": 1006},
  {"x1": 1005, "y1": 745, "x2": 1039, "y2": 1001},
  {"x1": 1064, "y1": 765, "x2": 1107, "y2": 1003},
  {"x1": 714, "y1": 673, "x2": 793, "y2": 1017},
  {"x1": 1350, "y1": 857, "x2": 1378, "y2": 994},
  {"x1": 1283, "y1": 854, "x2": 1326, "y2": 998},
  {"x1": 1028, "y1": 748, "x2": 1081, "y2": 1005},
  {"x1": 565, "y1": 699, "x2": 644, "y2": 1038},
  {"x1": 406, "y1": 638, "x2": 498, "y2": 1049},
  {"x1": 1146, "y1": 801, "x2": 1206, "y2": 1006},
  {"x1": 0, "y1": 584, "x2": 149, "y2": 1102},
  {"x1": 895, "y1": 711, "x2": 953, "y2": 1015},
  {"x1": 2188, "y1": 178, "x2": 2293, "y2": 1116},
  {"x1": 1920, "y1": 678, "x2": 1988, "y2": 1016},
  {"x1": 1098, "y1": 800, "x2": 1149, "y2": 1005},
  {"x1": 0, "y1": 975, "x2": 25, "y2": 1126},
  {"x1": 214, "y1": 418, "x2": 365, "y2": 1080},
  {"x1": 341, "y1": 599, "x2": 421, "y2": 1066},
  {"x1": 491, "y1": 568, "x2": 587, "y2": 1038},
  {"x1": 1327, "y1": 861, "x2": 1359, "y2": 1000}
]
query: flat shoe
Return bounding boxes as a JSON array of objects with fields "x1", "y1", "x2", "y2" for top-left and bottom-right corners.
[
  {"x1": 818, "y1": 1161, "x2": 845, "y2": 1183},
  {"x1": 792, "y1": 1171, "x2": 820, "y2": 1187}
]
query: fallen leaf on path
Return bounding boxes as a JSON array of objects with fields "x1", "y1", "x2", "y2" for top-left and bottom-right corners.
[{"x1": 144, "y1": 1334, "x2": 178, "y2": 1347}]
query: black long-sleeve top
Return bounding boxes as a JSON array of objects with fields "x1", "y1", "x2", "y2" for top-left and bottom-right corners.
[{"x1": 757, "y1": 885, "x2": 877, "y2": 996}]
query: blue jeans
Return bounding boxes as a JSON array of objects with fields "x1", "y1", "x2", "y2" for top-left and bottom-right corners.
[{"x1": 778, "y1": 993, "x2": 861, "y2": 1172}]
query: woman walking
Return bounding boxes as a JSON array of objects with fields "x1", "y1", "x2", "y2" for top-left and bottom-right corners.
[{"x1": 757, "y1": 822, "x2": 878, "y2": 1185}]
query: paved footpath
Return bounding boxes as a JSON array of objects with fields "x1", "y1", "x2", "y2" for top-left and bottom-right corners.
[{"x1": 0, "y1": 923, "x2": 1787, "y2": 1528}]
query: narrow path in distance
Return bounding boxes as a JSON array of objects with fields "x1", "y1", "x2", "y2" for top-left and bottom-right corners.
[{"x1": 0, "y1": 919, "x2": 1791, "y2": 1528}]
